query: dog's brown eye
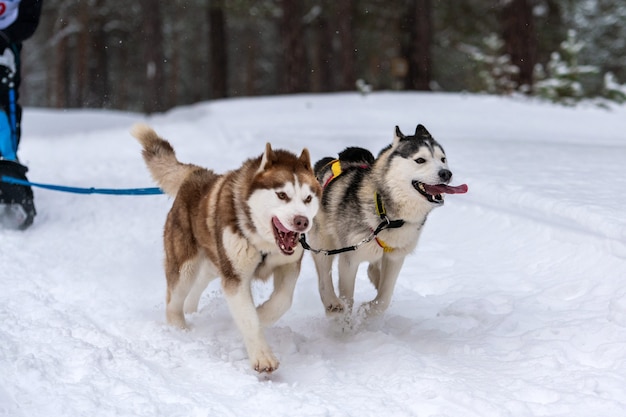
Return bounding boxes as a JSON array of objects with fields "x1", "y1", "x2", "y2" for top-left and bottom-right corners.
[
  {"x1": 304, "y1": 195, "x2": 312, "y2": 204},
  {"x1": 276, "y1": 192, "x2": 288, "y2": 200},
  {"x1": 415, "y1": 158, "x2": 426, "y2": 164},
  {"x1": 441, "y1": 157, "x2": 446, "y2": 163}
]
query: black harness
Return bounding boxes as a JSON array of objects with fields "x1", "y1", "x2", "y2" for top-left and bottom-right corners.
[{"x1": 299, "y1": 192, "x2": 404, "y2": 256}]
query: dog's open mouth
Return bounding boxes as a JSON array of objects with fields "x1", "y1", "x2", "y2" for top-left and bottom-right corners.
[
  {"x1": 413, "y1": 181, "x2": 468, "y2": 204},
  {"x1": 272, "y1": 217, "x2": 299, "y2": 255}
]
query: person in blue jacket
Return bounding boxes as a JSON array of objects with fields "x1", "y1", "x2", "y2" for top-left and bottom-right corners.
[{"x1": 0, "y1": 0, "x2": 42, "y2": 230}]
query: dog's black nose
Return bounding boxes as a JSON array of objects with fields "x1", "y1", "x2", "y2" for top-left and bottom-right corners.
[
  {"x1": 439, "y1": 169, "x2": 452, "y2": 182},
  {"x1": 294, "y1": 215, "x2": 309, "y2": 231}
]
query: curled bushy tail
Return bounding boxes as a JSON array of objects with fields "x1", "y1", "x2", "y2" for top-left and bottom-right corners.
[{"x1": 131, "y1": 124, "x2": 197, "y2": 196}]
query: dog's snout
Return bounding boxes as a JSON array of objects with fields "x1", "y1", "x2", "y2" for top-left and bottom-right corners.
[
  {"x1": 439, "y1": 169, "x2": 452, "y2": 183},
  {"x1": 293, "y1": 215, "x2": 309, "y2": 231}
]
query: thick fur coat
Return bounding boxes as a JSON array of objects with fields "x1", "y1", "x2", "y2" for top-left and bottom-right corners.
[
  {"x1": 308, "y1": 124, "x2": 467, "y2": 318},
  {"x1": 132, "y1": 124, "x2": 321, "y2": 372}
]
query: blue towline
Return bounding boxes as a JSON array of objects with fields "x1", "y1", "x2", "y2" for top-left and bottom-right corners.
[{"x1": 0, "y1": 175, "x2": 163, "y2": 195}]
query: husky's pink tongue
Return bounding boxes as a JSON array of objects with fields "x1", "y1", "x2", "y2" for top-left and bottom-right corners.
[
  {"x1": 424, "y1": 183, "x2": 468, "y2": 195},
  {"x1": 272, "y1": 217, "x2": 298, "y2": 255}
]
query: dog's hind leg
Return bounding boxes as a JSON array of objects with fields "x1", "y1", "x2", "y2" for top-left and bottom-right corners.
[
  {"x1": 184, "y1": 259, "x2": 218, "y2": 314},
  {"x1": 367, "y1": 260, "x2": 382, "y2": 290},
  {"x1": 257, "y1": 262, "x2": 300, "y2": 327},
  {"x1": 313, "y1": 252, "x2": 344, "y2": 315},
  {"x1": 165, "y1": 256, "x2": 201, "y2": 329}
]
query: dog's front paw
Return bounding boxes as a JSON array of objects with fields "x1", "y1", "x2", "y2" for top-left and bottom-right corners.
[
  {"x1": 166, "y1": 308, "x2": 188, "y2": 329},
  {"x1": 325, "y1": 302, "x2": 345, "y2": 316},
  {"x1": 321, "y1": 292, "x2": 346, "y2": 314},
  {"x1": 359, "y1": 299, "x2": 388, "y2": 318},
  {"x1": 251, "y1": 350, "x2": 280, "y2": 373}
]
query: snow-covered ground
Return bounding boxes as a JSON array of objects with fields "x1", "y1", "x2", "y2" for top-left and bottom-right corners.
[{"x1": 1, "y1": 92, "x2": 625, "y2": 417}]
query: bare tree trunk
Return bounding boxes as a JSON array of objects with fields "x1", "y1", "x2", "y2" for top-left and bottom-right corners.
[
  {"x1": 86, "y1": 1, "x2": 110, "y2": 108},
  {"x1": 168, "y1": 13, "x2": 180, "y2": 109},
  {"x1": 311, "y1": 1, "x2": 334, "y2": 92},
  {"x1": 403, "y1": 0, "x2": 432, "y2": 91},
  {"x1": 244, "y1": 26, "x2": 258, "y2": 96},
  {"x1": 500, "y1": 0, "x2": 537, "y2": 90},
  {"x1": 75, "y1": 1, "x2": 88, "y2": 107},
  {"x1": 208, "y1": 0, "x2": 228, "y2": 99},
  {"x1": 116, "y1": 35, "x2": 130, "y2": 110},
  {"x1": 52, "y1": 20, "x2": 67, "y2": 108},
  {"x1": 337, "y1": 0, "x2": 355, "y2": 90},
  {"x1": 318, "y1": 13, "x2": 334, "y2": 92},
  {"x1": 191, "y1": 21, "x2": 206, "y2": 104},
  {"x1": 139, "y1": 0, "x2": 166, "y2": 113},
  {"x1": 310, "y1": 15, "x2": 324, "y2": 93},
  {"x1": 280, "y1": 0, "x2": 308, "y2": 93}
]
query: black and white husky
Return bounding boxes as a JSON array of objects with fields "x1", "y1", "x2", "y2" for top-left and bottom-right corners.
[{"x1": 307, "y1": 124, "x2": 467, "y2": 318}]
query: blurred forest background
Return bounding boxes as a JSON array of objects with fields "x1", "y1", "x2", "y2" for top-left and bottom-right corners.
[{"x1": 19, "y1": 0, "x2": 626, "y2": 113}]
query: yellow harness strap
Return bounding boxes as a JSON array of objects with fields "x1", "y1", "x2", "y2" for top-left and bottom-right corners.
[
  {"x1": 373, "y1": 191, "x2": 395, "y2": 252},
  {"x1": 331, "y1": 160, "x2": 342, "y2": 178},
  {"x1": 322, "y1": 159, "x2": 343, "y2": 188},
  {"x1": 375, "y1": 236, "x2": 394, "y2": 253}
]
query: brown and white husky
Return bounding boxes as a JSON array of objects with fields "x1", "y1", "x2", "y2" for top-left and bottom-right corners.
[{"x1": 132, "y1": 124, "x2": 321, "y2": 373}]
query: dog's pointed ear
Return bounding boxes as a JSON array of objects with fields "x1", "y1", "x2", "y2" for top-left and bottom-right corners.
[
  {"x1": 299, "y1": 148, "x2": 313, "y2": 171},
  {"x1": 258, "y1": 142, "x2": 275, "y2": 172},
  {"x1": 415, "y1": 124, "x2": 432, "y2": 139},
  {"x1": 392, "y1": 125, "x2": 405, "y2": 147}
]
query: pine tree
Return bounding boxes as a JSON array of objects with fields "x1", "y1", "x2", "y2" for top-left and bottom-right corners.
[
  {"x1": 533, "y1": 30, "x2": 598, "y2": 105},
  {"x1": 569, "y1": 0, "x2": 626, "y2": 89},
  {"x1": 464, "y1": 33, "x2": 519, "y2": 94},
  {"x1": 603, "y1": 73, "x2": 626, "y2": 104}
]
